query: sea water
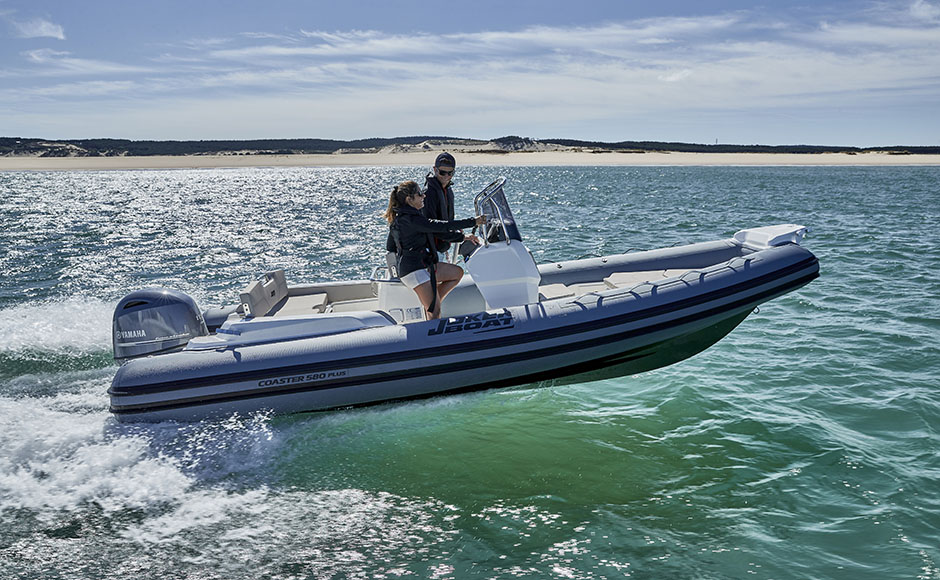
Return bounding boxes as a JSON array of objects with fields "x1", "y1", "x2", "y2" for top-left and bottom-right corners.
[{"x1": 0, "y1": 165, "x2": 938, "y2": 579}]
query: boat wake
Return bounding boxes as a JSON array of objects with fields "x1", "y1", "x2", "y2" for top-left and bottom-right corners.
[
  {"x1": 0, "y1": 297, "x2": 113, "y2": 354},
  {"x1": 0, "y1": 298, "x2": 115, "y2": 380}
]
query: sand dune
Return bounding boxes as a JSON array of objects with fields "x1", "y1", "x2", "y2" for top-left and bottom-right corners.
[{"x1": 2, "y1": 148, "x2": 938, "y2": 171}]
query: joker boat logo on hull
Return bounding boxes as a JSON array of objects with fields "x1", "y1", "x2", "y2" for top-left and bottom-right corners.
[{"x1": 428, "y1": 311, "x2": 514, "y2": 336}]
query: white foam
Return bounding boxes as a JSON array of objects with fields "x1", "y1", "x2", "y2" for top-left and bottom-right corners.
[
  {"x1": 120, "y1": 488, "x2": 271, "y2": 544},
  {"x1": 155, "y1": 411, "x2": 282, "y2": 481},
  {"x1": 0, "y1": 298, "x2": 113, "y2": 354},
  {"x1": 0, "y1": 400, "x2": 192, "y2": 518},
  {"x1": 117, "y1": 486, "x2": 449, "y2": 557},
  {"x1": 3, "y1": 367, "x2": 112, "y2": 410}
]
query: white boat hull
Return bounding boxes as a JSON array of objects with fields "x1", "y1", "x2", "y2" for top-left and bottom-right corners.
[{"x1": 109, "y1": 236, "x2": 818, "y2": 422}]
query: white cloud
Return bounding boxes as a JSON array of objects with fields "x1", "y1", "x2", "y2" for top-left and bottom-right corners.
[
  {"x1": 3, "y1": 5, "x2": 940, "y2": 144},
  {"x1": 24, "y1": 48, "x2": 70, "y2": 63},
  {"x1": 909, "y1": 0, "x2": 940, "y2": 21},
  {"x1": 14, "y1": 10, "x2": 940, "y2": 104},
  {"x1": 201, "y1": 16, "x2": 744, "y2": 65},
  {"x1": 658, "y1": 69, "x2": 693, "y2": 83},
  {"x1": 12, "y1": 17, "x2": 65, "y2": 40},
  {"x1": 30, "y1": 80, "x2": 141, "y2": 98},
  {"x1": 800, "y1": 20, "x2": 940, "y2": 47},
  {"x1": 22, "y1": 48, "x2": 152, "y2": 75},
  {"x1": 11, "y1": 10, "x2": 940, "y2": 113}
]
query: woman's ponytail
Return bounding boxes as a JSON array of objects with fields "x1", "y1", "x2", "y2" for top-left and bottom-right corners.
[{"x1": 383, "y1": 181, "x2": 420, "y2": 224}]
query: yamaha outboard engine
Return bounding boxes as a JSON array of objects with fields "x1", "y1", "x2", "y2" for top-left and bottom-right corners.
[{"x1": 112, "y1": 288, "x2": 208, "y2": 362}]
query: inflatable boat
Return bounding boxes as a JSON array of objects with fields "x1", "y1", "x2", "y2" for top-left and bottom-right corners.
[{"x1": 109, "y1": 177, "x2": 819, "y2": 422}]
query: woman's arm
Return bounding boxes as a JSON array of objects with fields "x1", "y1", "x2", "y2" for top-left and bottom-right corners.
[{"x1": 408, "y1": 214, "x2": 477, "y2": 234}]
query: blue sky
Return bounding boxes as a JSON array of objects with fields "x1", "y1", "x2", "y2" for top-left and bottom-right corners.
[{"x1": 1, "y1": 0, "x2": 938, "y2": 146}]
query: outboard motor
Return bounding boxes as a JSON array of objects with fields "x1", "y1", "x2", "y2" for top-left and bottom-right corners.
[{"x1": 112, "y1": 288, "x2": 208, "y2": 362}]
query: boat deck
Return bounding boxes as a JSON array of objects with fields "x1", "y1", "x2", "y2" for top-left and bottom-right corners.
[
  {"x1": 538, "y1": 268, "x2": 690, "y2": 300},
  {"x1": 254, "y1": 266, "x2": 701, "y2": 323}
]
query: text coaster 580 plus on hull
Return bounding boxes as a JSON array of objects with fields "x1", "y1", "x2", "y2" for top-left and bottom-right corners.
[{"x1": 109, "y1": 177, "x2": 819, "y2": 422}]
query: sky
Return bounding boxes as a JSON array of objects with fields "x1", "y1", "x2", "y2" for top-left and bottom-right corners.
[{"x1": 1, "y1": 0, "x2": 938, "y2": 146}]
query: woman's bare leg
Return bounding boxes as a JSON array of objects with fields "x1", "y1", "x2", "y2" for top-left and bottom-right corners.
[
  {"x1": 412, "y1": 281, "x2": 440, "y2": 319},
  {"x1": 411, "y1": 264, "x2": 464, "y2": 320},
  {"x1": 435, "y1": 263, "x2": 464, "y2": 302}
]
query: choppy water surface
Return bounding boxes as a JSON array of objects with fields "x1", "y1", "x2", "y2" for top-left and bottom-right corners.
[{"x1": 1, "y1": 165, "x2": 938, "y2": 579}]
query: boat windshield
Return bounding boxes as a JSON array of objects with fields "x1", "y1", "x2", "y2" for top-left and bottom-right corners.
[{"x1": 474, "y1": 177, "x2": 522, "y2": 244}]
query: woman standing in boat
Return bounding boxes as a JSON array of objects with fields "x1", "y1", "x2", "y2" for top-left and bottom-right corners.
[{"x1": 384, "y1": 180, "x2": 484, "y2": 320}]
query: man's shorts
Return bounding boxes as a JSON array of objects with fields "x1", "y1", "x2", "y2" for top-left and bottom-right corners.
[{"x1": 400, "y1": 268, "x2": 431, "y2": 289}]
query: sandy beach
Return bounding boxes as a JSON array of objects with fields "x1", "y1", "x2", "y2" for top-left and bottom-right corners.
[{"x1": 1, "y1": 150, "x2": 939, "y2": 171}]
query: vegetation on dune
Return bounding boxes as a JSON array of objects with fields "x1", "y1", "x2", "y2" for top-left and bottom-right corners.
[{"x1": 1, "y1": 136, "x2": 937, "y2": 157}]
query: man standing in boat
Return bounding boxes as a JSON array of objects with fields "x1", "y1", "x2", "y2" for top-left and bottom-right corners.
[{"x1": 423, "y1": 152, "x2": 459, "y2": 255}]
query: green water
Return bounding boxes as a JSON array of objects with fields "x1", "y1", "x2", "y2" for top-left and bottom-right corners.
[{"x1": 0, "y1": 166, "x2": 938, "y2": 579}]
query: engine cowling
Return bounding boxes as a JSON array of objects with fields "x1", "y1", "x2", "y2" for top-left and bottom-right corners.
[{"x1": 112, "y1": 288, "x2": 208, "y2": 362}]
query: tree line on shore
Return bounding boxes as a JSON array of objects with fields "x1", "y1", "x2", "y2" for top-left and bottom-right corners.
[{"x1": 1, "y1": 136, "x2": 937, "y2": 157}]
